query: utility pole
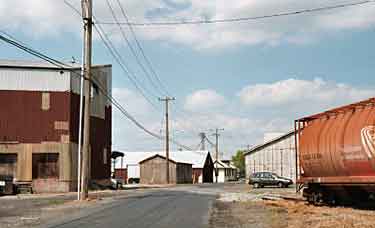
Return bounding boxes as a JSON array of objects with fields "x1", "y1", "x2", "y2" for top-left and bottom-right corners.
[
  {"x1": 212, "y1": 128, "x2": 224, "y2": 183},
  {"x1": 199, "y1": 132, "x2": 206, "y2": 150},
  {"x1": 81, "y1": 0, "x2": 93, "y2": 200},
  {"x1": 159, "y1": 97, "x2": 175, "y2": 184}
]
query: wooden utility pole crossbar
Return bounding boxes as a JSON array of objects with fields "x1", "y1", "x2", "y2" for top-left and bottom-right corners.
[
  {"x1": 159, "y1": 97, "x2": 175, "y2": 184},
  {"x1": 81, "y1": 0, "x2": 93, "y2": 200}
]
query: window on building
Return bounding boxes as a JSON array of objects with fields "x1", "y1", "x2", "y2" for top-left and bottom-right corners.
[
  {"x1": 41, "y1": 93, "x2": 50, "y2": 111},
  {"x1": 0, "y1": 154, "x2": 17, "y2": 179},
  {"x1": 32, "y1": 153, "x2": 59, "y2": 179}
]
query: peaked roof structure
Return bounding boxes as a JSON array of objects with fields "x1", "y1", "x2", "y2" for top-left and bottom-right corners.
[
  {"x1": 114, "y1": 150, "x2": 211, "y2": 169},
  {"x1": 139, "y1": 154, "x2": 192, "y2": 165},
  {"x1": 213, "y1": 160, "x2": 237, "y2": 169},
  {"x1": 243, "y1": 130, "x2": 295, "y2": 156}
]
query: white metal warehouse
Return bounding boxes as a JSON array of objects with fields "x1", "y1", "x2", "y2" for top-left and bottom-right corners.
[{"x1": 244, "y1": 131, "x2": 297, "y2": 182}]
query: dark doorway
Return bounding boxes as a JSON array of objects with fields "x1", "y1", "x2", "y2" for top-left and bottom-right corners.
[{"x1": 0, "y1": 154, "x2": 17, "y2": 179}]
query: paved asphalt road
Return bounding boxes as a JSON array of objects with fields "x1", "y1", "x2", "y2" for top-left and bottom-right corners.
[{"x1": 46, "y1": 189, "x2": 216, "y2": 228}]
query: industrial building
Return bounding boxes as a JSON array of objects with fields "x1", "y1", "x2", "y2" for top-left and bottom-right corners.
[
  {"x1": 244, "y1": 131, "x2": 297, "y2": 182},
  {"x1": 0, "y1": 60, "x2": 112, "y2": 193},
  {"x1": 113, "y1": 150, "x2": 213, "y2": 184},
  {"x1": 139, "y1": 154, "x2": 192, "y2": 184}
]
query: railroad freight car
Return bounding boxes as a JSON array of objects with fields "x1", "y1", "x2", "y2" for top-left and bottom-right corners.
[{"x1": 296, "y1": 98, "x2": 375, "y2": 205}]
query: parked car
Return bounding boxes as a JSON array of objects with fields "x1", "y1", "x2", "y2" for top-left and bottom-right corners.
[
  {"x1": 110, "y1": 178, "x2": 124, "y2": 190},
  {"x1": 248, "y1": 172, "x2": 293, "y2": 188}
]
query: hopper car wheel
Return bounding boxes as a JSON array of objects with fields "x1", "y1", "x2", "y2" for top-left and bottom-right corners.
[{"x1": 311, "y1": 191, "x2": 324, "y2": 206}]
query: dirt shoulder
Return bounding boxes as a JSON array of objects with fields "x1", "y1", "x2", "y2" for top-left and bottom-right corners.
[
  {"x1": 210, "y1": 184, "x2": 375, "y2": 228},
  {"x1": 265, "y1": 200, "x2": 375, "y2": 228},
  {"x1": 209, "y1": 200, "x2": 287, "y2": 228}
]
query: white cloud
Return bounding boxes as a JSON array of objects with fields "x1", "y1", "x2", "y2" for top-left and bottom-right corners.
[
  {"x1": 112, "y1": 87, "x2": 153, "y2": 115},
  {"x1": 238, "y1": 78, "x2": 375, "y2": 110},
  {"x1": 2, "y1": 0, "x2": 375, "y2": 49},
  {"x1": 111, "y1": 78, "x2": 374, "y2": 157},
  {"x1": 0, "y1": 0, "x2": 79, "y2": 37},
  {"x1": 184, "y1": 89, "x2": 225, "y2": 111}
]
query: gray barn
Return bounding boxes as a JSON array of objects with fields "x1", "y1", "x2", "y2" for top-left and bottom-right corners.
[
  {"x1": 244, "y1": 131, "x2": 297, "y2": 182},
  {"x1": 139, "y1": 154, "x2": 192, "y2": 184}
]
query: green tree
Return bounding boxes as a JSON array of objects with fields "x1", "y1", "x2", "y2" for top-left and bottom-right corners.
[{"x1": 232, "y1": 150, "x2": 245, "y2": 178}]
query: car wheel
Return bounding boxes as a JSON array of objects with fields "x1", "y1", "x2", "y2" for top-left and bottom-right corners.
[
  {"x1": 278, "y1": 182, "x2": 284, "y2": 188},
  {"x1": 254, "y1": 183, "x2": 259, "y2": 189}
]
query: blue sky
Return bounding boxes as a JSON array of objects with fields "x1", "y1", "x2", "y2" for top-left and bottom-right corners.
[{"x1": 1, "y1": 0, "x2": 375, "y2": 158}]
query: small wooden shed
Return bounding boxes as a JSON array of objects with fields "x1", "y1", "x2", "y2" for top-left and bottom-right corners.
[{"x1": 139, "y1": 154, "x2": 192, "y2": 184}]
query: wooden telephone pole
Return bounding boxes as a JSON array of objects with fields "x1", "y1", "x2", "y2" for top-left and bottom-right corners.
[
  {"x1": 81, "y1": 0, "x2": 93, "y2": 200},
  {"x1": 212, "y1": 128, "x2": 224, "y2": 183},
  {"x1": 159, "y1": 97, "x2": 175, "y2": 184}
]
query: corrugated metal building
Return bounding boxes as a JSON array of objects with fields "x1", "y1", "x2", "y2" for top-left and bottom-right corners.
[
  {"x1": 114, "y1": 151, "x2": 213, "y2": 184},
  {"x1": 0, "y1": 60, "x2": 112, "y2": 193},
  {"x1": 139, "y1": 154, "x2": 192, "y2": 184},
  {"x1": 244, "y1": 131, "x2": 297, "y2": 182}
]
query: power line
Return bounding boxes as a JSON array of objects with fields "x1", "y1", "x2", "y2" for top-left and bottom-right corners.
[
  {"x1": 105, "y1": 0, "x2": 168, "y2": 97},
  {"x1": 114, "y1": 0, "x2": 172, "y2": 96},
  {"x1": 96, "y1": 0, "x2": 375, "y2": 26},
  {"x1": 0, "y1": 31, "x2": 193, "y2": 150},
  {"x1": 64, "y1": 0, "x2": 198, "y2": 148},
  {"x1": 93, "y1": 23, "x2": 161, "y2": 110},
  {"x1": 63, "y1": 1, "x2": 195, "y2": 150},
  {"x1": 64, "y1": 0, "x2": 161, "y2": 111}
]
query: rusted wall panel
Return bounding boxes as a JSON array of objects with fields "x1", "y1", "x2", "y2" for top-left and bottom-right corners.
[
  {"x1": 0, "y1": 91, "x2": 70, "y2": 143},
  {"x1": 192, "y1": 168, "x2": 202, "y2": 183},
  {"x1": 114, "y1": 168, "x2": 127, "y2": 183},
  {"x1": 69, "y1": 93, "x2": 111, "y2": 180}
]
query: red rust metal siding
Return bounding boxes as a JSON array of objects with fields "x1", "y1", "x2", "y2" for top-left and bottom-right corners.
[
  {"x1": 0, "y1": 91, "x2": 111, "y2": 181},
  {"x1": 70, "y1": 93, "x2": 111, "y2": 180},
  {"x1": 192, "y1": 168, "x2": 202, "y2": 183},
  {"x1": 114, "y1": 168, "x2": 127, "y2": 183},
  {"x1": 298, "y1": 98, "x2": 375, "y2": 184},
  {"x1": 0, "y1": 91, "x2": 70, "y2": 143}
]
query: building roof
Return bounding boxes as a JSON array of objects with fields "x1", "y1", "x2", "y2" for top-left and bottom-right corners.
[
  {"x1": 296, "y1": 97, "x2": 375, "y2": 122},
  {"x1": 111, "y1": 151, "x2": 124, "y2": 159},
  {"x1": 0, "y1": 59, "x2": 111, "y2": 70},
  {"x1": 243, "y1": 130, "x2": 295, "y2": 156},
  {"x1": 114, "y1": 150, "x2": 211, "y2": 169},
  {"x1": 213, "y1": 160, "x2": 236, "y2": 169},
  {"x1": 139, "y1": 154, "x2": 192, "y2": 165}
]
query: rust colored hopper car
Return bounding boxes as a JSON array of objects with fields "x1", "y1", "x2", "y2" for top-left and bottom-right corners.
[{"x1": 296, "y1": 98, "x2": 375, "y2": 205}]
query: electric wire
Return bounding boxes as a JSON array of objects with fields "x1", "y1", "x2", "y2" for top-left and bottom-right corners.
[
  {"x1": 105, "y1": 0, "x2": 167, "y2": 97},
  {"x1": 93, "y1": 22, "x2": 161, "y2": 111},
  {"x1": 64, "y1": 0, "x2": 161, "y2": 111},
  {"x1": 63, "y1": 1, "x2": 196, "y2": 150},
  {"x1": 0, "y1": 31, "x2": 193, "y2": 150},
  {"x1": 114, "y1": 0, "x2": 171, "y2": 96},
  {"x1": 96, "y1": 0, "x2": 375, "y2": 26}
]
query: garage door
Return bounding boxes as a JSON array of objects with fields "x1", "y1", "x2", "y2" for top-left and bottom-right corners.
[{"x1": 0, "y1": 154, "x2": 17, "y2": 179}]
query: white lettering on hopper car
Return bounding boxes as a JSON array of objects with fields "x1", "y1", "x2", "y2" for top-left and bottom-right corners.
[{"x1": 361, "y1": 126, "x2": 375, "y2": 159}]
